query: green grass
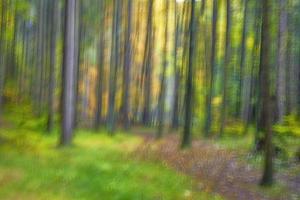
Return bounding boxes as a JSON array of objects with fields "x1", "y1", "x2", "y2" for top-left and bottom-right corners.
[{"x1": 0, "y1": 106, "x2": 221, "y2": 200}]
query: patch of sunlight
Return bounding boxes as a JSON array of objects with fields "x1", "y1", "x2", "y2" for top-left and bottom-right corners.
[{"x1": 212, "y1": 96, "x2": 222, "y2": 106}]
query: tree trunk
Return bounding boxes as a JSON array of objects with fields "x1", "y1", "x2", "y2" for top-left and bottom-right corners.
[
  {"x1": 8, "y1": 7, "x2": 17, "y2": 79},
  {"x1": 245, "y1": 2, "x2": 261, "y2": 135},
  {"x1": 220, "y1": 0, "x2": 231, "y2": 137},
  {"x1": 60, "y1": 0, "x2": 76, "y2": 145},
  {"x1": 107, "y1": 0, "x2": 121, "y2": 134},
  {"x1": 122, "y1": 0, "x2": 133, "y2": 130},
  {"x1": 204, "y1": 0, "x2": 218, "y2": 136},
  {"x1": 237, "y1": 0, "x2": 249, "y2": 119},
  {"x1": 172, "y1": 0, "x2": 181, "y2": 130},
  {"x1": 181, "y1": 0, "x2": 196, "y2": 148},
  {"x1": 157, "y1": 0, "x2": 169, "y2": 139},
  {"x1": 142, "y1": 0, "x2": 154, "y2": 125},
  {"x1": 73, "y1": 0, "x2": 82, "y2": 128},
  {"x1": 94, "y1": 0, "x2": 105, "y2": 130},
  {"x1": 47, "y1": 0, "x2": 58, "y2": 132},
  {"x1": 35, "y1": 0, "x2": 45, "y2": 116},
  {"x1": 276, "y1": 0, "x2": 287, "y2": 123},
  {"x1": 298, "y1": 50, "x2": 300, "y2": 118},
  {"x1": 0, "y1": 0, "x2": 7, "y2": 116},
  {"x1": 260, "y1": 0, "x2": 273, "y2": 186}
]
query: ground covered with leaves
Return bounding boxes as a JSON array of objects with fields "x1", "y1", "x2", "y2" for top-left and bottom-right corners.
[{"x1": 135, "y1": 132, "x2": 300, "y2": 200}]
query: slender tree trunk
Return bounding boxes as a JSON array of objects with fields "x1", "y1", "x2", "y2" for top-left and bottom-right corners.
[
  {"x1": 285, "y1": 34, "x2": 291, "y2": 114},
  {"x1": 260, "y1": 0, "x2": 273, "y2": 186},
  {"x1": 220, "y1": 0, "x2": 231, "y2": 137},
  {"x1": 9, "y1": 7, "x2": 17, "y2": 79},
  {"x1": 298, "y1": 50, "x2": 300, "y2": 118},
  {"x1": 142, "y1": 0, "x2": 154, "y2": 125},
  {"x1": 204, "y1": 0, "x2": 218, "y2": 136},
  {"x1": 172, "y1": 2, "x2": 180, "y2": 130},
  {"x1": 47, "y1": 0, "x2": 58, "y2": 132},
  {"x1": 122, "y1": 0, "x2": 132, "y2": 130},
  {"x1": 60, "y1": 0, "x2": 76, "y2": 145},
  {"x1": 107, "y1": 0, "x2": 120, "y2": 134},
  {"x1": 0, "y1": 0, "x2": 7, "y2": 116},
  {"x1": 157, "y1": 0, "x2": 169, "y2": 139},
  {"x1": 181, "y1": 0, "x2": 196, "y2": 148},
  {"x1": 237, "y1": 0, "x2": 249, "y2": 119},
  {"x1": 251, "y1": 1, "x2": 263, "y2": 149},
  {"x1": 245, "y1": 4, "x2": 261, "y2": 135},
  {"x1": 73, "y1": 0, "x2": 82, "y2": 128},
  {"x1": 18, "y1": 22, "x2": 26, "y2": 100},
  {"x1": 94, "y1": 0, "x2": 105, "y2": 130},
  {"x1": 276, "y1": 0, "x2": 287, "y2": 123},
  {"x1": 36, "y1": 0, "x2": 45, "y2": 116}
]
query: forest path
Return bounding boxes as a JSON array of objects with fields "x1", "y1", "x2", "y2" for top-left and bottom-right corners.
[{"x1": 134, "y1": 131, "x2": 299, "y2": 200}]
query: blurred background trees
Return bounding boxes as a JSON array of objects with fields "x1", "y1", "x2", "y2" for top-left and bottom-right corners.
[{"x1": 0, "y1": 0, "x2": 300, "y2": 186}]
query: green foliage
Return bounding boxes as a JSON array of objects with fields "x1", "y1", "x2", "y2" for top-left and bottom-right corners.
[
  {"x1": 214, "y1": 132, "x2": 254, "y2": 152},
  {"x1": 273, "y1": 115, "x2": 300, "y2": 137},
  {"x1": 223, "y1": 120, "x2": 245, "y2": 136}
]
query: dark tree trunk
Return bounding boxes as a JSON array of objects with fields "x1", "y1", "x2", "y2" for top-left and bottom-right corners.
[
  {"x1": 122, "y1": 0, "x2": 133, "y2": 130},
  {"x1": 35, "y1": 0, "x2": 45, "y2": 116},
  {"x1": 220, "y1": 0, "x2": 231, "y2": 137},
  {"x1": 0, "y1": 0, "x2": 7, "y2": 116},
  {"x1": 204, "y1": 0, "x2": 218, "y2": 136},
  {"x1": 260, "y1": 0, "x2": 273, "y2": 186},
  {"x1": 245, "y1": 2, "x2": 261, "y2": 135},
  {"x1": 276, "y1": 0, "x2": 287, "y2": 123},
  {"x1": 142, "y1": 0, "x2": 154, "y2": 126},
  {"x1": 8, "y1": 8, "x2": 17, "y2": 79},
  {"x1": 181, "y1": 0, "x2": 196, "y2": 148},
  {"x1": 285, "y1": 12, "x2": 298, "y2": 115},
  {"x1": 107, "y1": 0, "x2": 121, "y2": 134},
  {"x1": 172, "y1": 0, "x2": 180, "y2": 130},
  {"x1": 94, "y1": 0, "x2": 105, "y2": 130},
  {"x1": 47, "y1": 0, "x2": 58, "y2": 132},
  {"x1": 298, "y1": 50, "x2": 300, "y2": 118},
  {"x1": 60, "y1": 0, "x2": 76, "y2": 145},
  {"x1": 73, "y1": 0, "x2": 82, "y2": 128}
]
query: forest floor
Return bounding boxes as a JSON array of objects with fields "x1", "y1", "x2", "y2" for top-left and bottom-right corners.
[
  {"x1": 0, "y1": 105, "x2": 299, "y2": 200},
  {"x1": 133, "y1": 128, "x2": 300, "y2": 200},
  {"x1": 0, "y1": 106, "x2": 222, "y2": 200}
]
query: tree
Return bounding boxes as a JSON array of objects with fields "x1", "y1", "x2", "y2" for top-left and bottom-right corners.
[
  {"x1": 245, "y1": 0, "x2": 262, "y2": 136},
  {"x1": 121, "y1": 0, "x2": 133, "y2": 130},
  {"x1": 47, "y1": 0, "x2": 58, "y2": 132},
  {"x1": 260, "y1": 0, "x2": 273, "y2": 186},
  {"x1": 181, "y1": 0, "x2": 196, "y2": 148},
  {"x1": 237, "y1": 0, "x2": 249, "y2": 119},
  {"x1": 0, "y1": 0, "x2": 7, "y2": 116},
  {"x1": 94, "y1": 0, "x2": 105, "y2": 130},
  {"x1": 73, "y1": 0, "x2": 82, "y2": 128},
  {"x1": 219, "y1": 0, "x2": 231, "y2": 137},
  {"x1": 276, "y1": 0, "x2": 287, "y2": 123},
  {"x1": 60, "y1": 0, "x2": 76, "y2": 145},
  {"x1": 142, "y1": 0, "x2": 154, "y2": 125},
  {"x1": 157, "y1": 0, "x2": 169, "y2": 139},
  {"x1": 171, "y1": 0, "x2": 180, "y2": 130},
  {"x1": 107, "y1": 0, "x2": 121, "y2": 134},
  {"x1": 35, "y1": 0, "x2": 46, "y2": 116},
  {"x1": 204, "y1": 0, "x2": 218, "y2": 136}
]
